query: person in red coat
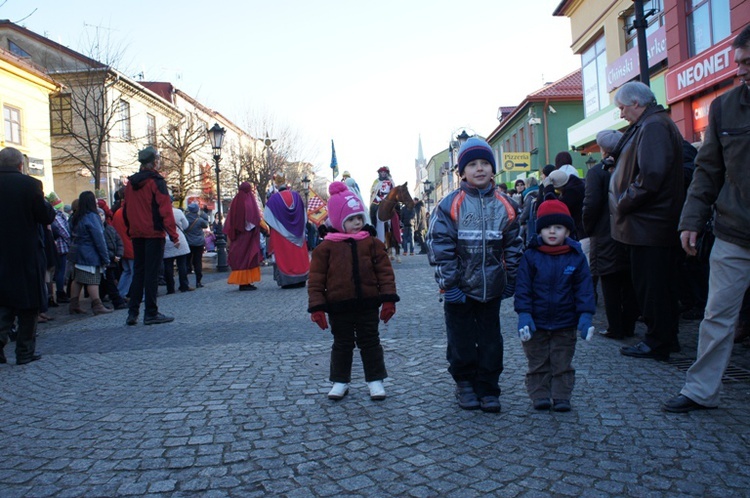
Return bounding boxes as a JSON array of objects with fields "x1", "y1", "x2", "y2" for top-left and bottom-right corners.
[
  {"x1": 223, "y1": 182, "x2": 263, "y2": 291},
  {"x1": 122, "y1": 146, "x2": 179, "y2": 326}
]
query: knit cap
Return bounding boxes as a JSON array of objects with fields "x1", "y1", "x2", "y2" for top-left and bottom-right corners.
[
  {"x1": 46, "y1": 191, "x2": 64, "y2": 211},
  {"x1": 457, "y1": 137, "x2": 496, "y2": 176},
  {"x1": 536, "y1": 199, "x2": 575, "y2": 234},
  {"x1": 188, "y1": 202, "x2": 199, "y2": 213},
  {"x1": 327, "y1": 181, "x2": 366, "y2": 232},
  {"x1": 138, "y1": 146, "x2": 158, "y2": 163}
]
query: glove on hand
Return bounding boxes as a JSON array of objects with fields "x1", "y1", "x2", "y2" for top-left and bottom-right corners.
[
  {"x1": 380, "y1": 302, "x2": 396, "y2": 324},
  {"x1": 577, "y1": 313, "x2": 594, "y2": 341},
  {"x1": 517, "y1": 312, "x2": 536, "y2": 342},
  {"x1": 443, "y1": 287, "x2": 466, "y2": 304},
  {"x1": 311, "y1": 311, "x2": 328, "y2": 330}
]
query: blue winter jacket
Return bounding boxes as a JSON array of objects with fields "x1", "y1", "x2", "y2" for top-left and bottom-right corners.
[
  {"x1": 514, "y1": 236, "x2": 595, "y2": 330},
  {"x1": 70, "y1": 212, "x2": 109, "y2": 267}
]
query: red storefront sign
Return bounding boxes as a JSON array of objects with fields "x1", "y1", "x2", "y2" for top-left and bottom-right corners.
[
  {"x1": 606, "y1": 26, "x2": 668, "y2": 93},
  {"x1": 666, "y1": 36, "x2": 736, "y2": 104},
  {"x1": 692, "y1": 89, "x2": 725, "y2": 134}
]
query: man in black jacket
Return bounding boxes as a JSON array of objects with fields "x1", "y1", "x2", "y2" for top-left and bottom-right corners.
[
  {"x1": 0, "y1": 147, "x2": 55, "y2": 365},
  {"x1": 609, "y1": 81, "x2": 684, "y2": 362}
]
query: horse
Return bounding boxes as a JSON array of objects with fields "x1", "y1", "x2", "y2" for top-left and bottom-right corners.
[{"x1": 373, "y1": 182, "x2": 414, "y2": 262}]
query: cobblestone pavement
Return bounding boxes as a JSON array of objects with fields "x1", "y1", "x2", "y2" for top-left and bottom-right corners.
[{"x1": 2, "y1": 254, "x2": 750, "y2": 497}]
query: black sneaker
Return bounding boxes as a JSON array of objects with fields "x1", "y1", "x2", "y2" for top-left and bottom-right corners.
[
  {"x1": 144, "y1": 313, "x2": 174, "y2": 325},
  {"x1": 455, "y1": 381, "x2": 480, "y2": 410},
  {"x1": 126, "y1": 313, "x2": 138, "y2": 326},
  {"x1": 479, "y1": 395, "x2": 501, "y2": 413},
  {"x1": 552, "y1": 399, "x2": 571, "y2": 412}
]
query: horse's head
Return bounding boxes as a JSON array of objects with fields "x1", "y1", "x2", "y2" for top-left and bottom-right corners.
[{"x1": 393, "y1": 182, "x2": 414, "y2": 209}]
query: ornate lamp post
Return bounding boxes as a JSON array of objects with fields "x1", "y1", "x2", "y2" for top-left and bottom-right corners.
[
  {"x1": 301, "y1": 175, "x2": 311, "y2": 207},
  {"x1": 586, "y1": 155, "x2": 597, "y2": 169},
  {"x1": 207, "y1": 123, "x2": 228, "y2": 272},
  {"x1": 423, "y1": 179, "x2": 435, "y2": 210}
]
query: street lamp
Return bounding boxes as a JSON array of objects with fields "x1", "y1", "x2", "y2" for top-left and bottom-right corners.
[
  {"x1": 207, "y1": 122, "x2": 228, "y2": 272},
  {"x1": 423, "y1": 179, "x2": 434, "y2": 209},
  {"x1": 586, "y1": 155, "x2": 597, "y2": 169},
  {"x1": 301, "y1": 174, "x2": 310, "y2": 207}
]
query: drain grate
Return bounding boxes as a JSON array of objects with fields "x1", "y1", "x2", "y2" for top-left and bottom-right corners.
[{"x1": 669, "y1": 358, "x2": 750, "y2": 383}]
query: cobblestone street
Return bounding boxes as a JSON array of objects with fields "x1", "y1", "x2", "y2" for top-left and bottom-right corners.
[{"x1": 2, "y1": 254, "x2": 750, "y2": 497}]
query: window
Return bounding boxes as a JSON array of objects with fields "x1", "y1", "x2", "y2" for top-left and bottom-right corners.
[
  {"x1": 146, "y1": 113, "x2": 156, "y2": 145},
  {"x1": 8, "y1": 40, "x2": 31, "y2": 58},
  {"x1": 119, "y1": 100, "x2": 131, "y2": 140},
  {"x1": 624, "y1": 0, "x2": 665, "y2": 50},
  {"x1": 50, "y1": 94, "x2": 72, "y2": 136},
  {"x1": 581, "y1": 36, "x2": 609, "y2": 117},
  {"x1": 505, "y1": 139, "x2": 511, "y2": 154},
  {"x1": 4, "y1": 105, "x2": 22, "y2": 144},
  {"x1": 512, "y1": 133, "x2": 518, "y2": 152},
  {"x1": 688, "y1": 0, "x2": 731, "y2": 56}
]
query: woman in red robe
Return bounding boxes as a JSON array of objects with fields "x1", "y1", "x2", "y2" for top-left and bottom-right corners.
[{"x1": 223, "y1": 182, "x2": 263, "y2": 291}]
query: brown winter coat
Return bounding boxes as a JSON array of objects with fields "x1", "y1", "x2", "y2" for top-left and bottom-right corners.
[
  {"x1": 307, "y1": 235, "x2": 399, "y2": 314},
  {"x1": 609, "y1": 104, "x2": 684, "y2": 247}
]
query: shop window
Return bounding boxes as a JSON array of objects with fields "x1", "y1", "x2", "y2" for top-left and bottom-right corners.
[
  {"x1": 582, "y1": 36, "x2": 609, "y2": 117},
  {"x1": 687, "y1": 0, "x2": 731, "y2": 56},
  {"x1": 3, "y1": 105, "x2": 22, "y2": 145},
  {"x1": 50, "y1": 94, "x2": 72, "y2": 136}
]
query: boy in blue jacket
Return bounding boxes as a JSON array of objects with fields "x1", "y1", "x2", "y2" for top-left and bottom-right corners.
[{"x1": 514, "y1": 199, "x2": 596, "y2": 412}]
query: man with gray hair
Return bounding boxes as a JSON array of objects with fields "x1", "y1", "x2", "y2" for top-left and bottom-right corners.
[
  {"x1": 609, "y1": 81, "x2": 684, "y2": 361},
  {"x1": 664, "y1": 24, "x2": 750, "y2": 413},
  {"x1": 0, "y1": 147, "x2": 56, "y2": 365}
]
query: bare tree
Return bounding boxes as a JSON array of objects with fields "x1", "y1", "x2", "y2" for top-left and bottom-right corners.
[
  {"x1": 159, "y1": 112, "x2": 207, "y2": 206},
  {"x1": 242, "y1": 111, "x2": 318, "y2": 206},
  {"x1": 47, "y1": 27, "x2": 131, "y2": 192}
]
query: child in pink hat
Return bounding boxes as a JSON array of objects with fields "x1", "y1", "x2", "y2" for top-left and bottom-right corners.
[{"x1": 308, "y1": 182, "x2": 399, "y2": 401}]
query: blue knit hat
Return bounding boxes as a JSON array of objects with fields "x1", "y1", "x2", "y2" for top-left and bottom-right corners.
[{"x1": 457, "y1": 137, "x2": 496, "y2": 176}]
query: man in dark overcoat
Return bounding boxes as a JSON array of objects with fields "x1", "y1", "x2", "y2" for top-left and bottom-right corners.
[{"x1": 0, "y1": 147, "x2": 55, "y2": 365}]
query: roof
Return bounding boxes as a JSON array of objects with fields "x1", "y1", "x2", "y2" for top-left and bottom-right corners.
[
  {"x1": 552, "y1": 0, "x2": 574, "y2": 16},
  {"x1": 0, "y1": 46, "x2": 58, "y2": 88},
  {"x1": 0, "y1": 19, "x2": 105, "y2": 70},
  {"x1": 527, "y1": 70, "x2": 582, "y2": 99},
  {"x1": 487, "y1": 69, "x2": 582, "y2": 142}
]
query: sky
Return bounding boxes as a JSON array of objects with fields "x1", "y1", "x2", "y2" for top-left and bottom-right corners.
[{"x1": 2, "y1": 0, "x2": 580, "y2": 188}]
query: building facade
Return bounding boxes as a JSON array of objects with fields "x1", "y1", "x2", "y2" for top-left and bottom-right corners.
[{"x1": 554, "y1": 0, "x2": 749, "y2": 148}]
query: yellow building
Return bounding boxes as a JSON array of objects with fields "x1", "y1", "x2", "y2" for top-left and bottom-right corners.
[{"x1": 0, "y1": 47, "x2": 59, "y2": 194}]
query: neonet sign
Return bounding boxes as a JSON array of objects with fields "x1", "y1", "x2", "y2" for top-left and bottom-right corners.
[{"x1": 666, "y1": 36, "x2": 736, "y2": 103}]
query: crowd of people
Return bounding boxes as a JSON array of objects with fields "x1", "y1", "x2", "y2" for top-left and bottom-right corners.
[{"x1": 2, "y1": 27, "x2": 747, "y2": 418}]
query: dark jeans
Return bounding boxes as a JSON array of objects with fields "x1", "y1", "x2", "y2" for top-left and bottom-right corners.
[
  {"x1": 329, "y1": 308, "x2": 386, "y2": 383},
  {"x1": 522, "y1": 328, "x2": 577, "y2": 400},
  {"x1": 163, "y1": 254, "x2": 189, "y2": 293},
  {"x1": 0, "y1": 307, "x2": 38, "y2": 361},
  {"x1": 444, "y1": 297, "x2": 503, "y2": 397},
  {"x1": 402, "y1": 227, "x2": 414, "y2": 254},
  {"x1": 188, "y1": 245, "x2": 204, "y2": 285},
  {"x1": 129, "y1": 238, "x2": 165, "y2": 318},
  {"x1": 628, "y1": 244, "x2": 681, "y2": 352},
  {"x1": 54, "y1": 253, "x2": 67, "y2": 296},
  {"x1": 599, "y1": 269, "x2": 639, "y2": 337},
  {"x1": 101, "y1": 266, "x2": 126, "y2": 306}
]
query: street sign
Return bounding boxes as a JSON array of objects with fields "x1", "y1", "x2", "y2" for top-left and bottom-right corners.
[{"x1": 502, "y1": 152, "x2": 531, "y2": 172}]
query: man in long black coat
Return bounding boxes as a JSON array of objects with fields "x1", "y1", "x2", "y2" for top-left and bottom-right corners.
[{"x1": 0, "y1": 147, "x2": 55, "y2": 365}]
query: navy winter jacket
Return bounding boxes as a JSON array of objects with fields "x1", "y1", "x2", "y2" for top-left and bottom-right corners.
[{"x1": 514, "y1": 237, "x2": 595, "y2": 330}]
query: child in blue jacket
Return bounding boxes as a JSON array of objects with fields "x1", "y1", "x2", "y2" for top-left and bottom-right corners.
[{"x1": 514, "y1": 199, "x2": 596, "y2": 412}]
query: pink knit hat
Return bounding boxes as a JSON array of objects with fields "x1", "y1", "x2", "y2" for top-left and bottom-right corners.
[{"x1": 327, "y1": 181, "x2": 366, "y2": 232}]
